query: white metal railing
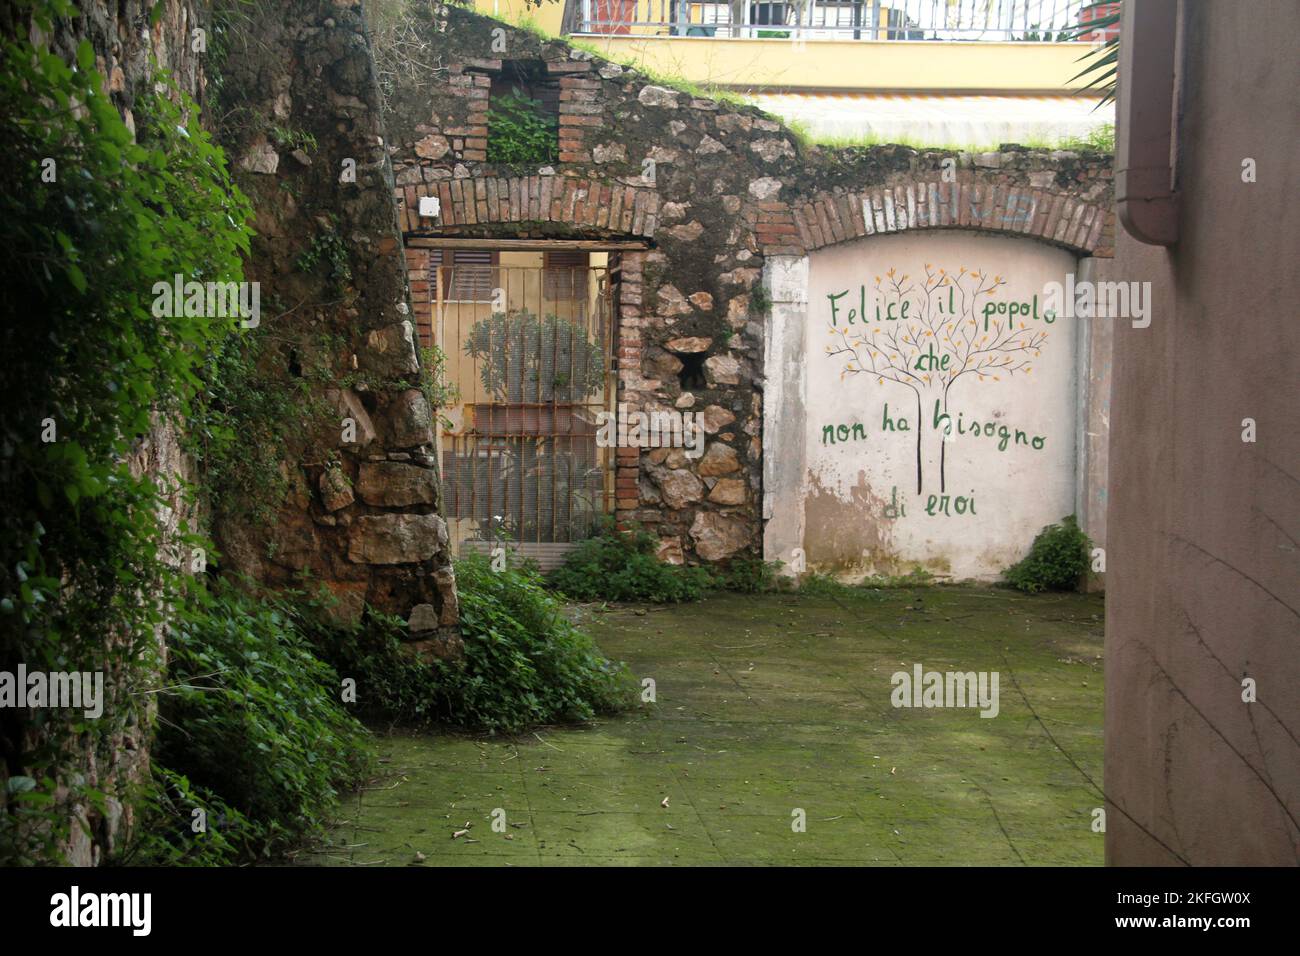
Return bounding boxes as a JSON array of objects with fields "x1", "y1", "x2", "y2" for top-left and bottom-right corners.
[{"x1": 573, "y1": 0, "x2": 1106, "y2": 42}]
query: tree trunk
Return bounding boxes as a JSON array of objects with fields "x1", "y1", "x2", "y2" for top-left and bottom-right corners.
[{"x1": 916, "y1": 391, "x2": 947, "y2": 496}]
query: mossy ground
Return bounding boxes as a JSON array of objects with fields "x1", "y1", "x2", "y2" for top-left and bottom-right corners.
[{"x1": 297, "y1": 586, "x2": 1104, "y2": 866}]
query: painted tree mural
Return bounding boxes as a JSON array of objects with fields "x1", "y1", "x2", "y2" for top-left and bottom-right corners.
[{"x1": 826, "y1": 265, "x2": 1050, "y2": 494}]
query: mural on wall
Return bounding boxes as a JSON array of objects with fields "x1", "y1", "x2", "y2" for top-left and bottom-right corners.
[
  {"x1": 824, "y1": 264, "x2": 1054, "y2": 497},
  {"x1": 785, "y1": 233, "x2": 1080, "y2": 579}
]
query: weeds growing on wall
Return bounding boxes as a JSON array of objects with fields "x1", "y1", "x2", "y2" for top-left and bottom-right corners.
[
  {"x1": 1002, "y1": 515, "x2": 1091, "y2": 593},
  {"x1": 295, "y1": 225, "x2": 354, "y2": 297},
  {"x1": 1058, "y1": 123, "x2": 1116, "y2": 153},
  {"x1": 185, "y1": 330, "x2": 298, "y2": 527},
  {"x1": 563, "y1": 36, "x2": 753, "y2": 109},
  {"x1": 487, "y1": 90, "x2": 558, "y2": 166},
  {"x1": 0, "y1": 0, "x2": 253, "y2": 863},
  {"x1": 418, "y1": 345, "x2": 461, "y2": 430}
]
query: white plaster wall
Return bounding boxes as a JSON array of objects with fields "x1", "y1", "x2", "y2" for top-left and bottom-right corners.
[
  {"x1": 800, "y1": 232, "x2": 1079, "y2": 580},
  {"x1": 762, "y1": 255, "x2": 810, "y2": 574}
]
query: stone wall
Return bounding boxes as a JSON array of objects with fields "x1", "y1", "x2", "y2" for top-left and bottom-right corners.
[
  {"x1": 211, "y1": 0, "x2": 459, "y2": 656},
  {"x1": 382, "y1": 3, "x2": 1114, "y2": 571},
  {"x1": 0, "y1": 0, "x2": 206, "y2": 866},
  {"x1": 2, "y1": 0, "x2": 463, "y2": 864}
]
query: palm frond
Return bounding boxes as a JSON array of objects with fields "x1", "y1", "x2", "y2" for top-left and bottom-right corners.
[{"x1": 1064, "y1": 1, "x2": 1121, "y2": 109}]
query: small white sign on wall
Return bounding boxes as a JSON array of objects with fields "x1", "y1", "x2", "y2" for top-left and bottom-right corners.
[{"x1": 418, "y1": 196, "x2": 441, "y2": 219}]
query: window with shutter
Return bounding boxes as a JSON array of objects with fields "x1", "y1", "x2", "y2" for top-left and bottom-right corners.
[
  {"x1": 429, "y1": 249, "x2": 498, "y2": 302},
  {"x1": 543, "y1": 250, "x2": 589, "y2": 302}
]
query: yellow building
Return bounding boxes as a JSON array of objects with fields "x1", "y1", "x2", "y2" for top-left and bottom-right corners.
[{"x1": 474, "y1": 0, "x2": 1116, "y2": 146}]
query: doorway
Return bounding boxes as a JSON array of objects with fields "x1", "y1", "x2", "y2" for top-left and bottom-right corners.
[{"x1": 423, "y1": 245, "x2": 619, "y2": 569}]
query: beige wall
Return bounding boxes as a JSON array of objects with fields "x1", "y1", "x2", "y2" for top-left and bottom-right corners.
[
  {"x1": 1103, "y1": 0, "x2": 1300, "y2": 865},
  {"x1": 473, "y1": 0, "x2": 1100, "y2": 93},
  {"x1": 574, "y1": 35, "x2": 1103, "y2": 93}
]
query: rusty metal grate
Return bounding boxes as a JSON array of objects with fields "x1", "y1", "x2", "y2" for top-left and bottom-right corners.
[{"x1": 429, "y1": 260, "x2": 616, "y2": 565}]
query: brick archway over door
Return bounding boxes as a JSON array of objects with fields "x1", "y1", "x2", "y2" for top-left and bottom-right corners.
[
  {"x1": 396, "y1": 176, "x2": 661, "y2": 237},
  {"x1": 757, "y1": 180, "x2": 1111, "y2": 259}
]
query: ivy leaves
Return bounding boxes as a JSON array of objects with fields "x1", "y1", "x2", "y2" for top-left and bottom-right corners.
[{"x1": 0, "y1": 17, "x2": 253, "y2": 862}]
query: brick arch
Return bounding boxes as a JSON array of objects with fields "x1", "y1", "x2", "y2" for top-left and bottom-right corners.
[
  {"x1": 395, "y1": 175, "x2": 661, "y2": 237},
  {"x1": 761, "y1": 180, "x2": 1112, "y2": 259}
]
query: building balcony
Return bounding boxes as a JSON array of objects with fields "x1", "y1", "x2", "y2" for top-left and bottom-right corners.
[{"x1": 570, "y1": 0, "x2": 1117, "y2": 43}]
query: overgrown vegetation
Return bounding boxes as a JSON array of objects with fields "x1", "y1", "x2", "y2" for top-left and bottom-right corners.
[
  {"x1": 550, "y1": 522, "x2": 718, "y2": 603},
  {"x1": 786, "y1": 118, "x2": 979, "y2": 153},
  {"x1": 306, "y1": 556, "x2": 636, "y2": 733},
  {"x1": 418, "y1": 344, "x2": 460, "y2": 430},
  {"x1": 185, "y1": 331, "x2": 298, "y2": 526},
  {"x1": 127, "y1": 585, "x2": 372, "y2": 864},
  {"x1": 1057, "y1": 122, "x2": 1116, "y2": 153},
  {"x1": 563, "y1": 36, "x2": 753, "y2": 108},
  {"x1": 365, "y1": 0, "x2": 452, "y2": 117},
  {"x1": 0, "y1": 0, "x2": 252, "y2": 863},
  {"x1": 1002, "y1": 515, "x2": 1091, "y2": 593},
  {"x1": 449, "y1": 554, "x2": 636, "y2": 730},
  {"x1": 126, "y1": 547, "x2": 637, "y2": 864},
  {"x1": 549, "y1": 522, "x2": 948, "y2": 604},
  {"x1": 487, "y1": 90, "x2": 558, "y2": 166},
  {"x1": 787, "y1": 113, "x2": 1115, "y2": 154},
  {"x1": 0, "y1": 0, "x2": 634, "y2": 868},
  {"x1": 295, "y1": 225, "x2": 354, "y2": 296}
]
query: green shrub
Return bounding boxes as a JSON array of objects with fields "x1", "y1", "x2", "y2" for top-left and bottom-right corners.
[
  {"x1": 120, "y1": 767, "x2": 257, "y2": 866},
  {"x1": 713, "y1": 556, "x2": 783, "y2": 594},
  {"x1": 148, "y1": 584, "x2": 372, "y2": 861},
  {"x1": 549, "y1": 522, "x2": 715, "y2": 603},
  {"x1": 286, "y1": 590, "x2": 445, "y2": 727},
  {"x1": 133, "y1": 560, "x2": 634, "y2": 859},
  {"x1": 1002, "y1": 515, "x2": 1091, "y2": 593},
  {"x1": 441, "y1": 555, "x2": 636, "y2": 731},
  {"x1": 298, "y1": 557, "x2": 635, "y2": 734}
]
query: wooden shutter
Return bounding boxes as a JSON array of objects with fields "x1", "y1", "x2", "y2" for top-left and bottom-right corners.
[
  {"x1": 430, "y1": 249, "x2": 498, "y2": 301},
  {"x1": 543, "y1": 250, "x2": 589, "y2": 301}
]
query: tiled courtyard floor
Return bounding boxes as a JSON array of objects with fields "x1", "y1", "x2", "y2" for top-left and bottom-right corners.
[{"x1": 298, "y1": 586, "x2": 1104, "y2": 866}]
